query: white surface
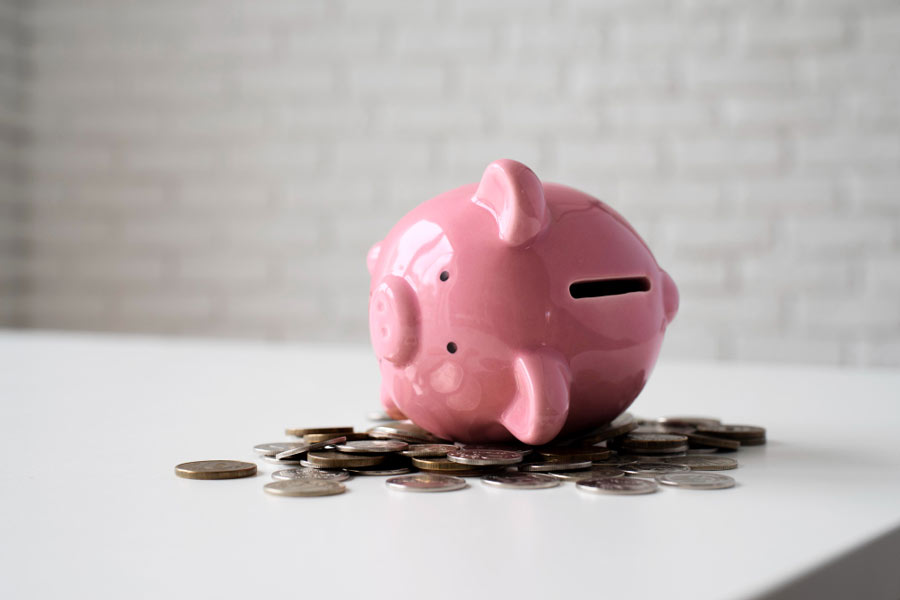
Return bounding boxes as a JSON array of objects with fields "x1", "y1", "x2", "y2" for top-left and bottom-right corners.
[{"x1": 1, "y1": 331, "x2": 899, "y2": 600}]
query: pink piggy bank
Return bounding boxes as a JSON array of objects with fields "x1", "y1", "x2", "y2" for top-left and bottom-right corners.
[{"x1": 367, "y1": 159, "x2": 678, "y2": 445}]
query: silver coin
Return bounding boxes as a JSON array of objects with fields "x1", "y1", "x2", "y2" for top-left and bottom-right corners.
[
  {"x1": 547, "y1": 467, "x2": 625, "y2": 481},
  {"x1": 626, "y1": 444, "x2": 690, "y2": 455},
  {"x1": 264, "y1": 455, "x2": 305, "y2": 465},
  {"x1": 481, "y1": 472, "x2": 560, "y2": 489},
  {"x1": 263, "y1": 479, "x2": 346, "y2": 497},
  {"x1": 274, "y1": 436, "x2": 347, "y2": 460},
  {"x1": 347, "y1": 466, "x2": 412, "y2": 476},
  {"x1": 401, "y1": 444, "x2": 457, "y2": 458},
  {"x1": 621, "y1": 462, "x2": 690, "y2": 476},
  {"x1": 336, "y1": 439, "x2": 408, "y2": 454},
  {"x1": 576, "y1": 477, "x2": 658, "y2": 495},
  {"x1": 664, "y1": 456, "x2": 738, "y2": 471},
  {"x1": 686, "y1": 447, "x2": 719, "y2": 454},
  {"x1": 271, "y1": 467, "x2": 350, "y2": 482},
  {"x1": 446, "y1": 447, "x2": 524, "y2": 466},
  {"x1": 657, "y1": 415, "x2": 721, "y2": 428},
  {"x1": 519, "y1": 459, "x2": 592, "y2": 472},
  {"x1": 253, "y1": 442, "x2": 307, "y2": 457},
  {"x1": 367, "y1": 421, "x2": 445, "y2": 443},
  {"x1": 656, "y1": 472, "x2": 736, "y2": 490},
  {"x1": 385, "y1": 473, "x2": 467, "y2": 492}
]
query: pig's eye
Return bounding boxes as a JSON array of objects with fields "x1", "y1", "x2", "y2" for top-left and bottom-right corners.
[
  {"x1": 439, "y1": 270, "x2": 450, "y2": 282},
  {"x1": 446, "y1": 342, "x2": 458, "y2": 354},
  {"x1": 569, "y1": 277, "x2": 651, "y2": 299}
]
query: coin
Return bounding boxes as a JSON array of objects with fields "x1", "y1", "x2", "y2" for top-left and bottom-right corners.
[
  {"x1": 174, "y1": 460, "x2": 257, "y2": 480},
  {"x1": 410, "y1": 456, "x2": 493, "y2": 473},
  {"x1": 686, "y1": 432, "x2": 740, "y2": 451},
  {"x1": 367, "y1": 421, "x2": 446, "y2": 443},
  {"x1": 401, "y1": 444, "x2": 457, "y2": 458},
  {"x1": 385, "y1": 474, "x2": 467, "y2": 492},
  {"x1": 621, "y1": 462, "x2": 690, "y2": 476},
  {"x1": 618, "y1": 432, "x2": 689, "y2": 451},
  {"x1": 305, "y1": 450, "x2": 386, "y2": 469},
  {"x1": 446, "y1": 447, "x2": 524, "y2": 466},
  {"x1": 274, "y1": 436, "x2": 347, "y2": 460},
  {"x1": 481, "y1": 473, "x2": 560, "y2": 489},
  {"x1": 263, "y1": 479, "x2": 346, "y2": 497},
  {"x1": 271, "y1": 467, "x2": 350, "y2": 482},
  {"x1": 519, "y1": 459, "x2": 592, "y2": 472},
  {"x1": 546, "y1": 467, "x2": 625, "y2": 481},
  {"x1": 336, "y1": 439, "x2": 408, "y2": 454},
  {"x1": 664, "y1": 456, "x2": 738, "y2": 471},
  {"x1": 263, "y1": 455, "x2": 305, "y2": 465},
  {"x1": 657, "y1": 415, "x2": 721, "y2": 428},
  {"x1": 625, "y1": 444, "x2": 690, "y2": 456},
  {"x1": 536, "y1": 447, "x2": 611, "y2": 461},
  {"x1": 656, "y1": 472, "x2": 735, "y2": 490},
  {"x1": 347, "y1": 466, "x2": 412, "y2": 476},
  {"x1": 576, "y1": 477, "x2": 658, "y2": 495},
  {"x1": 253, "y1": 442, "x2": 307, "y2": 457},
  {"x1": 285, "y1": 426, "x2": 354, "y2": 437},
  {"x1": 696, "y1": 424, "x2": 766, "y2": 441},
  {"x1": 565, "y1": 412, "x2": 637, "y2": 444}
]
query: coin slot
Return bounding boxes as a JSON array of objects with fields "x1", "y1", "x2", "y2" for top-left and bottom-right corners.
[{"x1": 569, "y1": 277, "x2": 650, "y2": 299}]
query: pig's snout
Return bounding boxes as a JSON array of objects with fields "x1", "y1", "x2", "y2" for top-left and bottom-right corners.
[{"x1": 369, "y1": 275, "x2": 419, "y2": 365}]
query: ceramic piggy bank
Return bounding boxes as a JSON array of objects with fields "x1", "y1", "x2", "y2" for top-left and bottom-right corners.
[{"x1": 367, "y1": 159, "x2": 678, "y2": 445}]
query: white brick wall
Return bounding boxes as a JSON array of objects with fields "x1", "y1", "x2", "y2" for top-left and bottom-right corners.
[{"x1": 0, "y1": 0, "x2": 897, "y2": 366}]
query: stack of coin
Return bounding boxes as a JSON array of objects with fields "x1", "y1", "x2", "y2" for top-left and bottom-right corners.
[{"x1": 177, "y1": 413, "x2": 764, "y2": 497}]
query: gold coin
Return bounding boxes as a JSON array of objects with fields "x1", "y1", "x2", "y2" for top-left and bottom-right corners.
[
  {"x1": 285, "y1": 426, "x2": 354, "y2": 437},
  {"x1": 410, "y1": 456, "x2": 498, "y2": 474},
  {"x1": 305, "y1": 450, "x2": 385, "y2": 469},
  {"x1": 263, "y1": 480, "x2": 346, "y2": 497},
  {"x1": 686, "y1": 432, "x2": 740, "y2": 450},
  {"x1": 174, "y1": 460, "x2": 257, "y2": 480}
]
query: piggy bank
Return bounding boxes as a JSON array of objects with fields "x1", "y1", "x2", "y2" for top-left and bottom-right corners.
[{"x1": 367, "y1": 159, "x2": 678, "y2": 445}]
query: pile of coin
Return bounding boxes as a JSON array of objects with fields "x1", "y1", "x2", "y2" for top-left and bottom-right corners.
[{"x1": 175, "y1": 413, "x2": 765, "y2": 497}]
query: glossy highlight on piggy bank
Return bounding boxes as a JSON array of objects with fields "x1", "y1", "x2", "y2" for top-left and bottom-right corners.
[{"x1": 367, "y1": 159, "x2": 678, "y2": 445}]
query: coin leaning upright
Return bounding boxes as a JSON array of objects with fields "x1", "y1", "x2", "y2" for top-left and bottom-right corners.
[{"x1": 175, "y1": 460, "x2": 257, "y2": 480}]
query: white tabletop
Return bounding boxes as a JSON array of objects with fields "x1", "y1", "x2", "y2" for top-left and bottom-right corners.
[{"x1": 1, "y1": 331, "x2": 899, "y2": 600}]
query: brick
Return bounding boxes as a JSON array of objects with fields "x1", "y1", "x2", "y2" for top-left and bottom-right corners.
[
  {"x1": 732, "y1": 178, "x2": 838, "y2": 215},
  {"x1": 451, "y1": 0, "x2": 556, "y2": 19},
  {"x1": 441, "y1": 139, "x2": 543, "y2": 173},
  {"x1": 234, "y1": 66, "x2": 334, "y2": 98},
  {"x1": 661, "y1": 218, "x2": 771, "y2": 254},
  {"x1": 460, "y1": 62, "x2": 561, "y2": 99},
  {"x1": 391, "y1": 27, "x2": 493, "y2": 57},
  {"x1": 722, "y1": 96, "x2": 836, "y2": 129},
  {"x1": 116, "y1": 290, "x2": 213, "y2": 321},
  {"x1": 348, "y1": 64, "x2": 444, "y2": 97},
  {"x1": 737, "y1": 255, "x2": 851, "y2": 291},
  {"x1": 738, "y1": 16, "x2": 846, "y2": 51},
  {"x1": 283, "y1": 27, "x2": 381, "y2": 57},
  {"x1": 556, "y1": 140, "x2": 659, "y2": 176},
  {"x1": 378, "y1": 104, "x2": 486, "y2": 135},
  {"x1": 175, "y1": 254, "x2": 269, "y2": 284},
  {"x1": 122, "y1": 144, "x2": 217, "y2": 175},
  {"x1": 848, "y1": 176, "x2": 900, "y2": 215},
  {"x1": 677, "y1": 292, "x2": 781, "y2": 329},
  {"x1": 862, "y1": 254, "x2": 900, "y2": 290},
  {"x1": 861, "y1": 13, "x2": 900, "y2": 49},
  {"x1": 503, "y1": 23, "x2": 604, "y2": 55},
  {"x1": 334, "y1": 139, "x2": 430, "y2": 172},
  {"x1": 792, "y1": 296, "x2": 900, "y2": 333},
  {"x1": 607, "y1": 100, "x2": 713, "y2": 132},
  {"x1": 733, "y1": 334, "x2": 843, "y2": 365},
  {"x1": 664, "y1": 258, "x2": 730, "y2": 291},
  {"x1": 794, "y1": 135, "x2": 900, "y2": 169},
  {"x1": 783, "y1": 217, "x2": 894, "y2": 254},
  {"x1": 611, "y1": 18, "x2": 723, "y2": 53},
  {"x1": 615, "y1": 181, "x2": 721, "y2": 216},
  {"x1": 222, "y1": 142, "x2": 319, "y2": 174},
  {"x1": 269, "y1": 104, "x2": 370, "y2": 134},
  {"x1": 656, "y1": 325, "x2": 721, "y2": 361},
  {"x1": 572, "y1": 61, "x2": 672, "y2": 95},
  {"x1": 683, "y1": 57, "x2": 794, "y2": 90},
  {"x1": 673, "y1": 138, "x2": 781, "y2": 173}
]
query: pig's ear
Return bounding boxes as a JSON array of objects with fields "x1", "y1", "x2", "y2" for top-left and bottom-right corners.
[
  {"x1": 499, "y1": 349, "x2": 571, "y2": 445},
  {"x1": 367, "y1": 241, "x2": 382, "y2": 276},
  {"x1": 474, "y1": 159, "x2": 549, "y2": 248}
]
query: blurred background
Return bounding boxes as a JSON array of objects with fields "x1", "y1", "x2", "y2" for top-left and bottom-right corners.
[{"x1": 0, "y1": 0, "x2": 898, "y2": 366}]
